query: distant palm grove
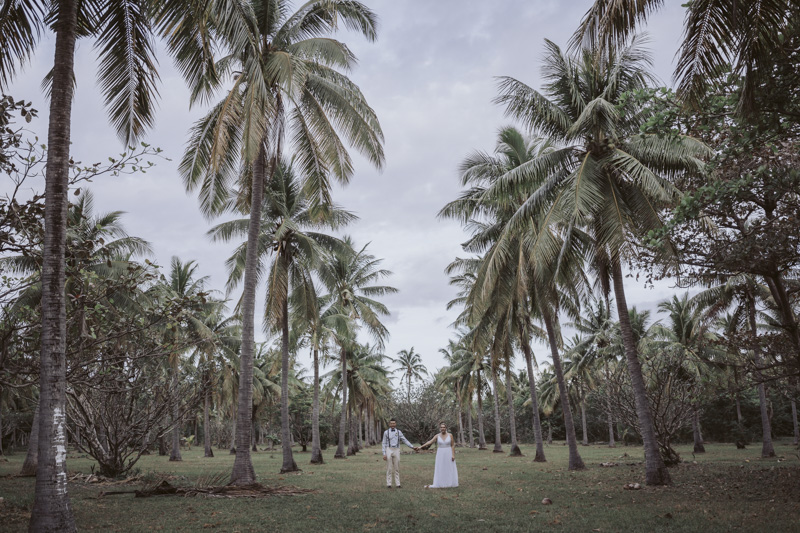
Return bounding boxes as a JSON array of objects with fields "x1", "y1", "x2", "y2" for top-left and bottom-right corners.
[{"x1": 1, "y1": 1, "x2": 800, "y2": 531}]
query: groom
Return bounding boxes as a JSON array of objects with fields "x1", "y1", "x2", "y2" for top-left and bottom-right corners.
[{"x1": 382, "y1": 418, "x2": 417, "y2": 488}]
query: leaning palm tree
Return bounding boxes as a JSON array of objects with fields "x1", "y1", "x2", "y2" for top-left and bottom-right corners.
[
  {"x1": 0, "y1": 2, "x2": 218, "y2": 526},
  {"x1": 489, "y1": 37, "x2": 710, "y2": 485},
  {"x1": 390, "y1": 348, "x2": 428, "y2": 402},
  {"x1": 210, "y1": 161, "x2": 354, "y2": 473},
  {"x1": 317, "y1": 238, "x2": 396, "y2": 458},
  {"x1": 180, "y1": 0, "x2": 383, "y2": 484}
]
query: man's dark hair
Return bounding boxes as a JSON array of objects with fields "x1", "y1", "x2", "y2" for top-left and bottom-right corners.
[{"x1": 389, "y1": 418, "x2": 396, "y2": 423}]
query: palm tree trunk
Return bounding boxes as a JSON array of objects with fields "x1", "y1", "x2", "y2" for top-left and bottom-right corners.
[
  {"x1": 490, "y1": 364, "x2": 503, "y2": 453},
  {"x1": 541, "y1": 307, "x2": 585, "y2": 470},
  {"x1": 358, "y1": 409, "x2": 364, "y2": 448},
  {"x1": 347, "y1": 404, "x2": 358, "y2": 456},
  {"x1": 280, "y1": 294, "x2": 298, "y2": 473},
  {"x1": 30, "y1": 2, "x2": 80, "y2": 529},
  {"x1": 520, "y1": 329, "x2": 546, "y2": 462},
  {"x1": 580, "y1": 398, "x2": 589, "y2": 446},
  {"x1": 456, "y1": 392, "x2": 465, "y2": 446},
  {"x1": 547, "y1": 421, "x2": 553, "y2": 445},
  {"x1": 476, "y1": 370, "x2": 487, "y2": 450},
  {"x1": 230, "y1": 146, "x2": 270, "y2": 484},
  {"x1": 311, "y1": 348, "x2": 324, "y2": 463},
  {"x1": 605, "y1": 363, "x2": 616, "y2": 447},
  {"x1": 335, "y1": 345, "x2": 348, "y2": 458},
  {"x1": 611, "y1": 259, "x2": 668, "y2": 484},
  {"x1": 20, "y1": 406, "x2": 40, "y2": 476},
  {"x1": 747, "y1": 293, "x2": 775, "y2": 458},
  {"x1": 229, "y1": 409, "x2": 236, "y2": 454},
  {"x1": 791, "y1": 397, "x2": 799, "y2": 446},
  {"x1": 467, "y1": 396, "x2": 475, "y2": 448},
  {"x1": 692, "y1": 408, "x2": 705, "y2": 453},
  {"x1": 505, "y1": 363, "x2": 521, "y2": 456},
  {"x1": 170, "y1": 358, "x2": 182, "y2": 462},
  {"x1": 203, "y1": 388, "x2": 213, "y2": 458}
]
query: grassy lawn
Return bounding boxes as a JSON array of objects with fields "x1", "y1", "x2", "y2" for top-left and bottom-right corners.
[{"x1": 1, "y1": 440, "x2": 798, "y2": 532}]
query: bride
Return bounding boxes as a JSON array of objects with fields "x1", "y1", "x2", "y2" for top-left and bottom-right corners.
[{"x1": 420, "y1": 422, "x2": 459, "y2": 488}]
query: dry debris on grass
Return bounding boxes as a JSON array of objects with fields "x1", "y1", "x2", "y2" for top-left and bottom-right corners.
[{"x1": 97, "y1": 472, "x2": 316, "y2": 500}]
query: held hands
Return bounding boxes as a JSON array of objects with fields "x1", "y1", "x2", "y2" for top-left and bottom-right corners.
[{"x1": 382, "y1": 455, "x2": 387, "y2": 461}]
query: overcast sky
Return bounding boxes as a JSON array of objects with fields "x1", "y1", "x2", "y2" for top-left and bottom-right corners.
[{"x1": 4, "y1": 1, "x2": 688, "y2": 386}]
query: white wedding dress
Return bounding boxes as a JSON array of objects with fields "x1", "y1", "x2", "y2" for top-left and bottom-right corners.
[{"x1": 429, "y1": 434, "x2": 459, "y2": 488}]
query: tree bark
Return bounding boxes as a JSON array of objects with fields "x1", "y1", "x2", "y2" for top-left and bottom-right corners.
[
  {"x1": 346, "y1": 404, "x2": 358, "y2": 456},
  {"x1": 30, "y1": 1, "x2": 79, "y2": 529},
  {"x1": 547, "y1": 422, "x2": 553, "y2": 445},
  {"x1": 520, "y1": 330, "x2": 546, "y2": 462},
  {"x1": 505, "y1": 363, "x2": 522, "y2": 456},
  {"x1": 280, "y1": 293, "x2": 298, "y2": 473},
  {"x1": 692, "y1": 408, "x2": 705, "y2": 453},
  {"x1": 580, "y1": 398, "x2": 589, "y2": 446},
  {"x1": 169, "y1": 357, "x2": 182, "y2": 462},
  {"x1": 791, "y1": 397, "x2": 799, "y2": 446},
  {"x1": 229, "y1": 410, "x2": 236, "y2": 454},
  {"x1": 456, "y1": 390, "x2": 465, "y2": 446},
  {"x1": 203, "y1": 388, "x2": 213, "y2": 458},
  {"x1": 611, "y1": 259, "x2": 669, "y2": 484},
  {"x1": 311, "y1": 348, "x2": 324, "y2": 463},
  {"x1": 490, "y1": 364, "x2": 503, "y2": 453},
  {"x1": 605, "y1": 363, "x2": 616, "y2": 447},
  {"x1": 747, "y1": 293, "x2": 775, "y2": 458},
  {"x1": 335, "y1": 346, "x2": 348, "y2": 458},
  {"x1": 476, "y1": 370, "x2": 487, "y2": 449},
  {"x1": 467, "y1": 396, "x2": 475, "y2": 448},
  {"x1": 20, "y1": 406, "x2": 40, "y2": 476},
  {"x1": 541, "y1": 307, "x2": 585, "y2": 470},
  {"x1": 230, "y1": 146, "x2": 270, "y2": 485}
]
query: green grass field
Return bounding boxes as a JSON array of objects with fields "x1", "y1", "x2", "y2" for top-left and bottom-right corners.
[{"x1": 1, "y1": 440, "x2": 798, "y2": 532}]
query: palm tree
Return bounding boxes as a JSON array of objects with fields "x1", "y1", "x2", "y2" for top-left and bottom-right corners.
[
  {"x1": 694, "y1": 276, "x2": 778, "y2": 457},
  {"x1": 0, "y1": 2, "x2": 218, "y2": 525},
  {"x1": 440, "y1": 127, "x2": 580, "y2": 464},
  {"x1": 391, "y1": 348, "x2": 428, "y2": 402},
  {"x1": 572, "y1": 0, "x2": 794, "y2": 111},
  {"x1": 570, "y1": 295, "x2": 618, "y2": 447},
  {"x1": 290, "y1": 286, "x2": 347, "y2": 464},
  {"x1": 187, "y1": 303, "x2": 240, "y2": 458},
  {"x1": 652, "y1": 293, "x2": 723, "y2": 454},
  {"x1": 490, "y1": 38, "x2": 710, "y2": 485},
  {"x1": 210, "y1": 161, "x2": 354, "y2": 473},
  {"x1": 180, "y1": 0, "x2": 383, "y2": 484},
  {"x1": 316, "y1": 238, "x2": 396, "y2": 458},
  {"x1": 563, "y1": 335, "x2": 600, "y2": 446},
  {"x1": 157, "y1": 257, "x2": 218, "y2": 462}
]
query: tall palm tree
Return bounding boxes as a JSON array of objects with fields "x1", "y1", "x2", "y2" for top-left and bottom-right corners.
[
  {"x1": 210, "y1": 161, "x2": 354, "y2": 473},
  {"x1": 317, "y1": 238, "x2": 396, "y2": 458},
  {"x1": 490, "y1": 38, "x2": 710, "y2": 485},
  {"x1": 0, "y1": 2, "x2": 217, "y2": 526},
  {"x1": 157, "y1": 257, "x2": 217, "y2": 462},
  {"x1": 290, "y1": 286, "x2": 347, "y2": 464},
  {"x1": 391, "y1": 347, "x2": 428, "y2": 402},
  {"x1": 181, "y1": 0, "x2": 383, "y2": 484},
  {"x1": 440, "y1": 127, "x2": 582, "y2": 465},
  {"x1": 572, "y1": 0, "x2": 795, "y2": 111},
  {"x1": 652, "y1": 293, "x2": 723, "y2": 454},
  {"x1": 187, "y1": 303, "x2": 240, "y2": 458},
  {"x1": 570, "y1": 295, "x2": 618, "y2": 447},
  {"x1": 693, "y1": 276, "x2": 778, "y2": 457}
]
